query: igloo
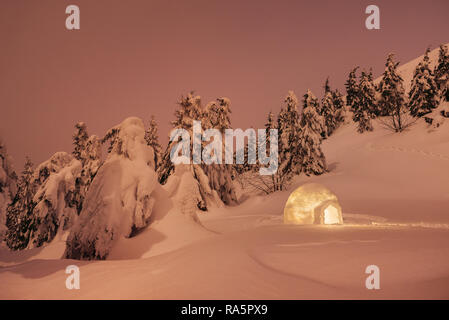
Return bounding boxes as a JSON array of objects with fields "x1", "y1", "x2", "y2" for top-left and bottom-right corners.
[{"x1": 283, "y1": 183, "x2": 343, "y2": 225}]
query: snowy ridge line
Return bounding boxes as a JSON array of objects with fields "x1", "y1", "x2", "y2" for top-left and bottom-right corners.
[{"x1": 366, "y1": 142, "x2": 449, "y2": 161}]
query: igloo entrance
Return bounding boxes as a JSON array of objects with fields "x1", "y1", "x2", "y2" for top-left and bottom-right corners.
[
  {"x1": 324, "y1": 205, "x2": 340, "y2": 225},
  {"x1": 283, "y1": 183, "x2": 343, "y2": 225}
]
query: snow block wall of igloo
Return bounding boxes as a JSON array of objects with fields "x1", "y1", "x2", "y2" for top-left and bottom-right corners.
[{"x1": 283, "y1": 183, "x2": 343, "y2": 225}]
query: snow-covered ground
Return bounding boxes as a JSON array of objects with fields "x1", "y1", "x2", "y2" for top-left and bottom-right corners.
[{"x1": 1, "y1": 116, "x2": 448, "y2": 299}]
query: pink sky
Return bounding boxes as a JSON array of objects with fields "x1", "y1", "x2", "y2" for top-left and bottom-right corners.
[{"x1": 0, "y1": 0, "x2": 448, "y2": 169}]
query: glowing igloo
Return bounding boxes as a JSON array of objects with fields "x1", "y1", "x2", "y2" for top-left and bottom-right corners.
[{"x1": 283, "y1": 183, "x2": 343, "y2": 225}]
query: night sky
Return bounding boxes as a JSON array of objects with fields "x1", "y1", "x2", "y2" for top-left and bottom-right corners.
[{"x1": 1, "y1": 0, "x2": 448, "y2": 168}]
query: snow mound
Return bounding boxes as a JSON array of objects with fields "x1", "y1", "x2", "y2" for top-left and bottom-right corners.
[{"x1": 64, "y1": 117, "x2": 158, "y2": 260}]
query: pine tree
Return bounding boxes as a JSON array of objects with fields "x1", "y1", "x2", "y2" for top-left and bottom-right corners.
[
  {"x1": 0, "y1": 138, "x2": 17, "y2": 240},
  {"x1": 264, "y1": 110, "x2": 287, "y2": 192},
  {"x1": 378, "y1": 53, "x2": 409, "y2": 132},
  {"x1": 202, "y1": 97, "x2": 238, "y2": 205},
  {"x1": 409, "y1": 48, "x2": 439, "y2": 117},
  {"x1": 321, "y1": 78, "x2": 339, "y2": 137},
  {"x1": 298, "y1": 90, "x2": 327, "y2": 176},
  {"x1": 158, "y1": 92, "x2": 223, "y2": 210},
  {"x1": 301, "y1": 90, "x2": 325, "y2": 140},
  {"x1": 353, "y1": 70, "x2": 375, "y2": 133},
  {"x1": 265, "y1": 111, "x2": 276, "y2": 147},
  {"x1": 345, "y1": 67, "x2": 360, "y2": 110},
  {"x1": 434, "y1": 44, "x2": 449, "y2": 102},
  {"x1": 158, "y1": 92, "x2": 204, "y2": 184},
  {"x1": 331, "y1": 88, "x2": 346, "y2": 130},
  {"x1": 72, "y1": 122, "x2": 102, "y2": 214},
  {"x1": 27, "y1": 152, "x2": 81, "y2": 248},
  {"x1": 65, "y1": 117, "x2": 159, "y2": 260},
  {"x1": 72, "y1": 122, "x2": 89, "y2": 162},
  {"x1": 5, "y1": 158, "x2": 36, "y2": 250},
  {"x1": 277, "y1": 91, "x2": 302, "y2": 176},
  {"x1": 145, "y1": 115, "x2": 162, "y2": 170}
]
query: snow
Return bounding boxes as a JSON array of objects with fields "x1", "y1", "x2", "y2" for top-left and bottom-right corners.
[
  {"x1": 28, "y1": 152, "x2": 81, "y2": 248},
  {"x1": 64, "y1": 117, "x2": 158, "y2": 260},
  {"x1": 0, "y1": 141, "x2": 16, "y2": 241},
  {"x1": 1, "y1": 117, "x2": 448, "y2": 299},
  {"x1": 375, "y1": 43, "x2": 449, "y2": 92},
  {"x1": 1, "y1": 52, "x2": 449, "y2": 298}
]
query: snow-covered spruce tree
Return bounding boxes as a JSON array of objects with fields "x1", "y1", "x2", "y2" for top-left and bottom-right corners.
[
  {"x1": 434, "y1": 44, "x2": 449, "y2": 102},
  {"x1": 378, "y1": 53, "x2": 411, "y2": 132},
  {"x1": 321, "y1": 79, "x2": 335, "y2": 137},
  {"x1": 0, "y1": 138, "x2": 17, "y2": 240},
  {"x1": 26, "y1": 152, "x2": 81, "y2": 248},
  {"x1": 72, "y1": 122, "x2": 102, "y2": 214},
  {"x1": 321, "y1": 78, "x2": 345, "y2": 137},
  {"x1": 157, "y1": 92, "x2": 223, "y2": 211},
  {"x1": 72, "y1": 122, "x2": 89, "y2": 162},
  {"x1": 277, "y1": 91, "x2": 302, "y2": 177},
  {"x1": 258, "y1": 110, "x2": 285, "y2": 193},
  {"x1": 353, "y1": 70, "x2": 375, "y2": 133},
  {"x1": 65, "y1": 117, "x2": 158, "y2": 260},
  {"x1": 145, "y1": 115, "x2": 162, "y2": 170},
  {"x1": 345, "y1": 67, "x2": 360, "y2": 111},
  {"x1": 5, "y1": 158, "x2": 35, "y2": 250},
  {"x1": 233, "y1": 141, "x2": 255, "y2": 175},
  {"x1": 298, "y1": 90, "x2": 327, "y2": 176},
  {"x1": 158, "y1": 92, "x2": 203, "y2": 184},
  {"x1": 331, "y1": 88, "x2": 346, "y2": 130},
  {"x1": 409, "y1": 48, "x2": 439, "y2": 117},
  {"x1": 202, "y1": 97, "x2": 238, "y2": 205}
]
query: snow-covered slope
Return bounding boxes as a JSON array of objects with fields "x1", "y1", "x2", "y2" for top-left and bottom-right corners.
[
  {"x1": 375, "y1": 43, "x2": 449, "y2": 92},
  {"x1": 1, "y1": 48, "x2": 449, "y2": 298},
  {"x1": 1, "y1": 118, "x2": 448, "y2": 299}
]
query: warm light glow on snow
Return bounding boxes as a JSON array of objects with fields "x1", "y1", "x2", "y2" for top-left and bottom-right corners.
[{"x1": 284, "y1": 183, "x2": 343, "y2": 225}]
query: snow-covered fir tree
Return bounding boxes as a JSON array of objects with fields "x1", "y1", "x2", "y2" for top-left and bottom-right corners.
[
  {"x1": 0, "y1": 138, "x2": 17, "y2": 240},
  {"x1": 409, "y1": 48, "x2": 439, "y2": 117},
  {"x1": 73, "y1": 122, "x2": 89, "y2": 162},
  {"x1": 26, "y1": 152, "x2": 81, "y2": 248},
  {"x1": 72, "y1": 122, "x2": 102, "y2": 214},
  {"x1": 321, "y1": 78, "x2": 346, "y2": 137},
  {"x1": 298, "y1": 90, "x2": 327, "y2": 176},
  {"x1": 65, "y1": 117, "x2": 158, "y2": 260},
  {"x1": 331, "y1": 88, "x2": 346, "y2": 130},
  {"x1": 353, "y1": 70, "x2": 375, "y2": 133},
  {"x1": 345, "y1": 67, "x2": 360, "y2": 111},
  {"x1": 262, "y1": 110, "x2": 285, "y2": 192},
  {"x1": 277, "y1": 91, "x2": 302, "y2": 177},
  {"x1": 202, "y1": 97, "x2": 238, "y2": 205},
  {"x1": 321, "y1": 78, "x2": 335, "y2": 137},
  {"x1": 378, "y1": 53, "x2": 408, "y2": 132},
  {"x1": 5, "y1": 158, "x2": 35, "y2": 250},
  {"x1": 302, "y1": 90, "x2": 325, "y2": 140},
  {"x1": 145, "y1": 115, "x2": 162, "y2": 170},
  {"x1": 157, "y1": 92, "x2": 222, "y2": 211},
  {"x1": 158, "y1": 92, "x2": 204, "y2": 184},
  {"x1": 434, "y1": 44, "x2": 449, "y2": 102}
]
